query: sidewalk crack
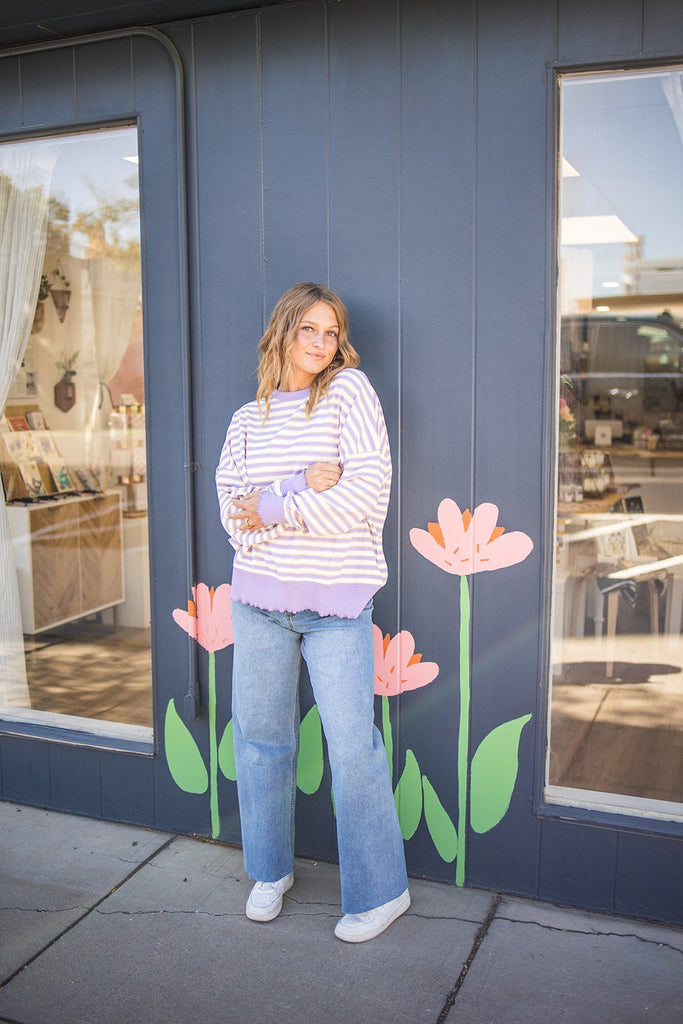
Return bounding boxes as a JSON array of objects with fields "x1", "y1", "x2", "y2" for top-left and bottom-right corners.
[
  {"x1": 496, "y1": 915, "x2": 683, "y2": 955},
  {"x1": 435, "y1": 893, "x2": 501, "y2": 1024},
  {"x1": 0, "y1": 835, "x2": 175, "y2": 993}
]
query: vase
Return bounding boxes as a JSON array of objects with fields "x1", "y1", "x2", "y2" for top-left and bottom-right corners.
[
  {"x1": 31, "y1": 300, "x2": 45, "y2": 334},
  {"x1": 50, "y1": 289, "x2": 71, "y2": 323},
  {"x1": 54, "y1": 377, "x2": 76, "y2": 413}
]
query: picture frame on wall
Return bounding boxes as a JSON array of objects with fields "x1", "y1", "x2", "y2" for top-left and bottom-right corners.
[{"x1": 25, "y1": 410, "x2": 47, "y2": 430}]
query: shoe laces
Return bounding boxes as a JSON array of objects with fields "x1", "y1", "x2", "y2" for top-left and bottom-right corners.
[{"x1": 254, "y1": 881, "x2": 278, "y2": 896}]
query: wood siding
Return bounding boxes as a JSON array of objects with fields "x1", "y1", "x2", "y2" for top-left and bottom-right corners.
[{"x1": 1, "y1": 0, "x2": 682, "y2": 924}]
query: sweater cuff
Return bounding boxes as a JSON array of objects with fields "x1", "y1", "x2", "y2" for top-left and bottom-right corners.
[
  {"x1": 280, "y1": 469, "x2": 307, "y2": 494},
  {"x1": 257, "y1": 490, "x2": 287, "y2": 527}
]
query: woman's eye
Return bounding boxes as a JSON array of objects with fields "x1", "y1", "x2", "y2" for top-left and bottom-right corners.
[{"x1": 301, "y1": 325, "x2": 313, "y2": 332}]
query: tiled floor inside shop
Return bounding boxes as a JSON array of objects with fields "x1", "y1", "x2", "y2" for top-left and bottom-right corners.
[
  {"x1": 550, "y1": 631, "x2": 683, "y2": 804},
  {"x1": 24, "y1": 620, "x2": 153, "y2": 728}
]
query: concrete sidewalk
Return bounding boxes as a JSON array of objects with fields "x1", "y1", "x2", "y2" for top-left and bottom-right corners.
[{"x1": 1, "y1": 802, "x2": 681, "y2": 1024}]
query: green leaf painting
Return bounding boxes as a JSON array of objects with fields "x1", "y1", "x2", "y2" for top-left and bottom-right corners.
[
  {"x1": 469, "y1": 714, "x2": 532, "y2": 834},
  {"x1": 422, "y1": 775, "x2": 458, "y2": 862},
  {"x1": 296, "y1": 704, "x2": 324, "y2": 795},
  {"x1": 394, "y1": 749, "x2": 422, "y2": 840},
  {"x1": 164, "y1": 698, "x2": 208, "y2": 795},
  {"x1": 218, "y1": 718, "x2": 237, "y2": 781}
]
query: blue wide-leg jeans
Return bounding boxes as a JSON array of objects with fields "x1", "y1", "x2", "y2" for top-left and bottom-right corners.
[{"x1": 231, "y1": 599, "x2": 408, "y2": 915}]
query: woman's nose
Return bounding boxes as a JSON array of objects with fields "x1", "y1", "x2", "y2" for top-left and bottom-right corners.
[{"x1": 311, "y1": 333, "x2": 324, "y2": 348}]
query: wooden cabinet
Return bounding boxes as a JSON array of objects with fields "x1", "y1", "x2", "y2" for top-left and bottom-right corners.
[{"x1": 7, "y1": 491, "x2": 124, "y2": 634}]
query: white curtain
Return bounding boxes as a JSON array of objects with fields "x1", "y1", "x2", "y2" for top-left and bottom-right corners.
[
  {"x1": 663, "y1": 70, "x2": 683, "y2": 145},
  {"x1": 0, "y1": 142, "x2": 55, "y2": 706},
  {"x1": 88, "y1": 257, "x2": 141, "y2": 472}
]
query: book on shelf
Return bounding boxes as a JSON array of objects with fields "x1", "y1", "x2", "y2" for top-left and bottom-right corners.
[{"x1": 7, "y1": 415, "x2": 30, "y2": 431}]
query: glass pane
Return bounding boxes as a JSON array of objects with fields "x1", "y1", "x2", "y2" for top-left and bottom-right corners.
[
  {"x1": 549, "y1": 68, "x2": 683, "y2": 816},
  {"x1": 0, "y1": 126, "x2": 152, "y2": 741}
]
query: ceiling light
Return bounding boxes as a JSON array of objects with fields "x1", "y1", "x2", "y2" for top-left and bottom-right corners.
[{"x1": 561, "y1": 215, "x2": 638, "y2": 245}]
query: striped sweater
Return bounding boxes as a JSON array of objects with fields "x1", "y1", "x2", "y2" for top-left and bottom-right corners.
[{"x1": 215, "y1": 368, "x2": 391, "y2": 618}]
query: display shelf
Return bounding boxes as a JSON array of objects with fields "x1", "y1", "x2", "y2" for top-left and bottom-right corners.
[{"x1": 7, "y1": 490, "x2": 124, "y2": 634}]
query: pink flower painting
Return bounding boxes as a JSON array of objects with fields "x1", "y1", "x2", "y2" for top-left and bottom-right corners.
[
  {"x1": 168, "y1": 581, "x2": 234, "y2": 838},
  {"x1": 172, "y1": 582, "x2": 234, "y2": 652},
  {"x1": 373, "y1": 626, "x2": 439, "y2": 696},
  {"x1": 409, "y1": 499, "x2": 533, "y2": 576},
  {"x1": 410, "y1": 496, "x2": 534, "y2": 885}
]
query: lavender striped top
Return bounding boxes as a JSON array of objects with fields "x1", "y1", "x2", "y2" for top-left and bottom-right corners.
[{"x1": 215, "y1": 368, "x2": 391, "y2": 618}]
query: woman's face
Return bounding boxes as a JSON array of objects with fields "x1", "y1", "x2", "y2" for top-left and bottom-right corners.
[{"x1": 283, "y1": 300, "x2": 340, "y2": 390}]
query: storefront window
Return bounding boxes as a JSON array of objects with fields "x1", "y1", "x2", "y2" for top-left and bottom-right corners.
[
  {"x1": 549, "y1": 68, "x2": 683, "y2": 817},
  {"x1": 0, "y1": 126, "x2": 152, "y2": 741}
]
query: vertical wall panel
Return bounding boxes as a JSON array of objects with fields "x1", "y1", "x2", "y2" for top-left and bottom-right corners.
[
  {"x1": 615, "y1": 832, "x2": 683, "y2": 924},
  {"x1": 190, "y1": 12, "x2": 262, "y2": 845},
  {"x1": 20, "y1": 47, "x2": 76, "y2": 126},
  {"x1": 468, "y1": 0, "x2": 556, "y2": 893},
  {"x1": 260, "y1": 4, "x2": 329, "y2": 308},
  {"x1": 192, "y1": 13, "x2": 262, "y2": 590},
  {"x1": 327, "y1": 0, "x2": 400, "y2": 397},
  {"x1": 558, "y1": 0, "x2": 643, "y2": 61},
  {"x1": 50, "y1": 745, "x2": 102, "y2": 817},
  {"x1": 538, "y1": 818, "x2": 618, "y2": 912},
  {"x1": 101, "y1": 750, "x2": 156, "y2": 826},
  {"x1": 1, "y1": 736, "x2": 51, "y2": 806},
  {"x1": 644, "y1": 0, "x2": 683, "y2": 53},
  {"x1": 397, "y1": 0, "x2": 476, "y2": 881},
  {"x1": 327, "y1": 0, "x2": 400, "y2": 630},
  {"x1": 74, "y1": 39, "x2": 134, "y2": 121},
  {"x1": 0, "y1": 56, "x2": 20, "y2": 132}
]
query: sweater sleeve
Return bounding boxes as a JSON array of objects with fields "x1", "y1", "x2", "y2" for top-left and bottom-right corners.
[
  {"x1": 216, "y1": 408, "x2": 309, "y2": 547},
  {"x1": 215, "y1": 407, "x2": 256, "y2": 548},
  {"x1": 280, "y1": 373, "x2": 391, "y2": 537}
]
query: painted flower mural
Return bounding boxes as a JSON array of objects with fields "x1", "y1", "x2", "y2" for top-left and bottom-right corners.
[
  {"x1": 166, "y1": 496, "x2": 534, "y2": 884},
  {"x1": 409, "y1": 498, "x2": 533, "y2": 575},
  {"x1": 373, "y1": 627, "x2": 440, "y2": 696},
  {"x1": 410, "y1": 499, "x2": 534, "y2": 885},
  {"x1": 172, "y1": 582, "x2": 234, "y2": 652},
  {"x1": 167, "y1": 583, "x2": 236, "y2": 838},
  {"x1": 372, "y1": 627, "x2": 457, "y2": 862},
  {"x1": 166, "y1": 582, "x2": 325, "y2": 836}
]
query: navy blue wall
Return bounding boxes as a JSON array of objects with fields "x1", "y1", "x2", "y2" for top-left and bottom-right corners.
[{"x1": 1, "y1": 0, "x2": 682, "y2": 924}]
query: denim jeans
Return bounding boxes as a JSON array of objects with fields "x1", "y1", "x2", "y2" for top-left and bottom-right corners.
[{"x1": 231, "y1": 599, "x2": 408, "y2": 914}]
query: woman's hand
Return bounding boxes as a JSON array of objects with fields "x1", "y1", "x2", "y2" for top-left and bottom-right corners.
[
  {"x1": 305, "y1": 462, "x2": 342, "y2": 493},
  {"x1": 229, "y1": 491, "x2": 264, "y2": 531}
]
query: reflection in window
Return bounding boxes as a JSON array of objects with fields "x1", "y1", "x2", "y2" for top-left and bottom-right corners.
[
  {"x1": 0, "y1": 126, "x2": 152, "y2": 741},
  {"x1": 549, "y1": 68, "x2": 683, "y2": 816}
]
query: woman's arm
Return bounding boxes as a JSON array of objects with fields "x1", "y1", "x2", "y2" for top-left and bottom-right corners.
[
  {"x1": 216, "y1": 407, "x2": 342, "y2": 539},
  {"x1": 263, "y1": 373, "x2": 391, "y2": 537}
]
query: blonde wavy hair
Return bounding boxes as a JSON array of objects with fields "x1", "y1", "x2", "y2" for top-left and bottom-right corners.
[{"x1": 256, "y1": 282, "x2": 360, "y2": 418}]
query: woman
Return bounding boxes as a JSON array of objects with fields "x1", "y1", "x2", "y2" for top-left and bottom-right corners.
[{"x1": 216, "y1": 282, "x2": 409, "y2": 943}]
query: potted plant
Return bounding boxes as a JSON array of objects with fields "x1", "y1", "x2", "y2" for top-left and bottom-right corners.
[
  {"x1": 54, "y1": 350, "x2": 79, "y2": 412},
  {"x1": 49, "y1": 266, "x2": 71, "y2": 323},
  {"x1": 31, "y1": 274, "x2": 51, "y2": 334}
]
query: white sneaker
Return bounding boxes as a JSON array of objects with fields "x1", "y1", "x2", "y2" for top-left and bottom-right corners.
[
  {"x1": 245, "y1": 872, "x2": 294, "y2": 922},
  {"x1": 334, "y1": 887, "x2": 411, "y2": 943}
]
